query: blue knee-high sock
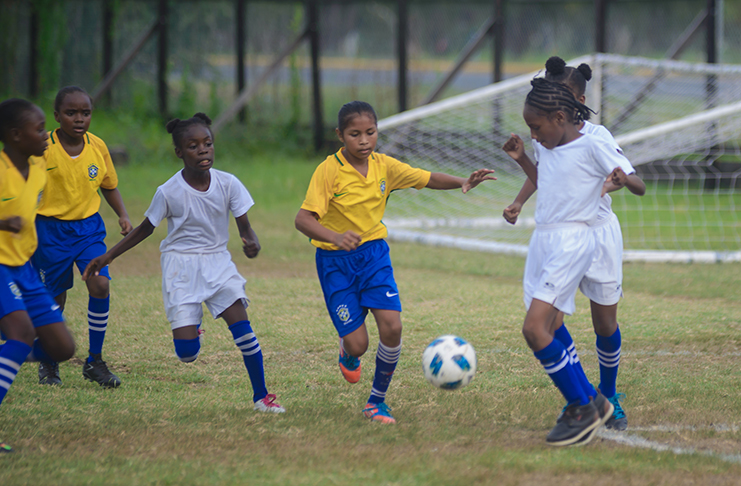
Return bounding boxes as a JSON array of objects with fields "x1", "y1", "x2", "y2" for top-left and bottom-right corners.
[
  {"x1": 88, "y1": 295, "x2": 109, "y2": 362},
  {"x1": 173, "y1": 337, "x2": 201, "y2": 363},
  {"x1": 534, "y1": 339, "x2": 590, "y2": 406},
  {"x1": 368, "y1": 341, "x2": 402, "y2": 405},
  {"x1": 229, "y1": 320, "x2": 268, "y2": 402},
  {"x1": 554, "y1": 323, "x2": 598, "y2": 398},
  {"x1": 27, "y1": 338, "x2": 54, "y2": 363},
  {"x1": 596, "y1": 326, "x2": 622, "y2": 398},
  {"x1": 0, "y1": 340, "x2": 32, "y2": 406}
]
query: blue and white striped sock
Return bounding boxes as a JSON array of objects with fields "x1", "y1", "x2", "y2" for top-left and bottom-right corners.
[
  {"x1": 0, "y1": 340, "x2": 31, "y2": 406},
  {"x1": 597, "y1": 326, "x2": 622, "y2": 398},
  {"x1": 88, "y1": 295, "x2": 109, "y2": 362},
  {"x1": 229, "y1": 320, "x2": 268, "y2": 402},
  {"x1": 368, "y1": 341, "x2": 402, "y2": 405},
  {"x1": 534, "y1": 338, "x2": 590, "y2": 406},
  {"x1": 555, "y1": 323, "x2": 598, "y2": 398}
]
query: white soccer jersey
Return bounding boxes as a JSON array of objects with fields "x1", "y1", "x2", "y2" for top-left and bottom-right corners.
[
  {"x1": 144, "y1": 169, "x2": 254, "y2": 254},
  {"x1": 532, "y1": 134, "x2": 627, "y2": 226},
  {"x1": 580, "y1": 121, "x2": 636, "y2": 223}
]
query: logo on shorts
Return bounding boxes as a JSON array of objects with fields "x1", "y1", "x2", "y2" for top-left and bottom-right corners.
[
  {"x1": 379, "y1": 178, "x2": 386, "y2": 196},
  {"x1": 88, "y1": 163, "x2": 99, "y2": 180},
  {"x1": 8, "y1": 282, "x2": 21, "y2": 300},
  {"x1": 38, "y1": 269, "x2": 45, "y2": 284},
  {"x1": 386, "y1": 291, "x2": 398, "y2": 298},
  {"x1": 336, "y1": 304, "x2": 351, "y2": 324}
]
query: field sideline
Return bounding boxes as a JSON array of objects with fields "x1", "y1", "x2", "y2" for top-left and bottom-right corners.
[{"x1": 2, "y1": 154, "x2": 741, "y2": 485}]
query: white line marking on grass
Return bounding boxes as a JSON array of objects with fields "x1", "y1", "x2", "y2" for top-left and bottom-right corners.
[
  {"x1": 596, "y1": 429, "x2": 741, "y2": 464},
  {"x1": 629, "y1": 424, "x2": 740, "y2": 433}
]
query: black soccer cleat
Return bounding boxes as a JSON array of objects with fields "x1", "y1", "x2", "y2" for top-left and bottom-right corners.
[
  {"x1": 38, "y1": 361, "x2": 62, "y2": 385},
  {"x1": 82, "y1": 353, "x2": 121, "y2": 388},
  {"x1": 546, "y1": 399, "x2": 600, "y2": 447}
]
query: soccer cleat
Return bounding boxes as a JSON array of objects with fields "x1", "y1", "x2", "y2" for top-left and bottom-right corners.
[
  {"x1": 574, "y1": 391, "x2": 616, "y2": 446},
  {"x1": 338, "y1": 342, "x2": 361, "y2": 384},
  {"x1": 38, "y1": 361, "x2": 62, "y2": 385},
  {"x1": 363, "y1": 402, "x2": 396, "y2": 424},
  {"x1": 546, "y1": 399, "x2": 600, "y2": 447},
  {"x1": 605, "y1": 393, "x2": 628, "y2": 430},
  {"x1": 82, "y1": 353, "x2": 121, "y2": 388},
  {"x1": 0, "y1": 441, "x2": 12, "y2": 454},
  {"x1": 254, "y1": 393, "x2": 285, "y2": 413}
]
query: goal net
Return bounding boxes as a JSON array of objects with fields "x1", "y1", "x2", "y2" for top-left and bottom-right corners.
[{"x1": 377, "y1": 54, "x2": 741, "y2": 263}]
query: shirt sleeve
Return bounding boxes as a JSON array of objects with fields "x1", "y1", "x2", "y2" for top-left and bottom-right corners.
[
  {"x1": 592, "y1": 138, "x2": 632, "y2": 178},
  {"x1": 385, "y1": 155, "x2": 431, "y2": 191},
  {"x1": 94, "y1": 137, "x2": 119, "y2": 190},
  {"x1": 300, "y1": 162, "x2": 334, "y2": 218},
  {"x1": 143, "y1": 187, "x2": 168, "y2": 228},
  {"x1": 229, "y1": 174, "x2": 255, "y2": 218},
  {"x1": 591, "y1": 126, "x2": 635, "y2": 174}
]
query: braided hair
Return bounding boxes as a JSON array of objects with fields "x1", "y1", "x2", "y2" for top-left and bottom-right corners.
[
  {"x1": 525, "y1": 77, "x2": 594, "y2": 124},
  {"x1": 544, "y1": 56, "x2": 592, "y2": 98},
  {"x1": 165, "y1": 113, "x2": 213, "y2": 148},
  {"x1": 337, "y1": 101, "x2": 377, "y2": 132}
]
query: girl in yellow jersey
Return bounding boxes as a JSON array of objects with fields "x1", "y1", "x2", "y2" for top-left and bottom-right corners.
[
  {"x1": 31, "y1": 86, "x2": 132, "y2": 388},
  {"x1": 295, "y1": 101, "x2": 495, "y2": 424},
  {"x1": 0, "y1": 99, "x2": 76, "y2": 453}
]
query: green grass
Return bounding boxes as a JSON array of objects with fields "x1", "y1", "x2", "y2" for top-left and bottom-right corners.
[{"x1": 2, "y1": 150, "x2": 741, "y2": 485}]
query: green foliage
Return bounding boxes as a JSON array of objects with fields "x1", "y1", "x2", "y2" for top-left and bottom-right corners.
[{"x1": 34, "y1": 0, "x2": 67, "y2": 94}]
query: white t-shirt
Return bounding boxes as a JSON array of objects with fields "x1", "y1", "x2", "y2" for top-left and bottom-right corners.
[
  {"x1": 532, "y1": 133, "x2": 627, "y2": 226},
  {"x1": 580, "y1": 121, "x2": 636, "y2": 222},
  {"x1": 145, "y1": 169, "x2": 254, "y2": 254}
]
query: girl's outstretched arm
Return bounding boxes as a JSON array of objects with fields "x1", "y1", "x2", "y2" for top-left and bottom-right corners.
[
  {"x1": 426, "y1": 169, "x2": 496, "y2": 193},
  {"x1": 602, "y1": 173, "x2": 646, "y2": 197},
  {"x1": 295, "y1": 208, "x2": 361, "y2": 251},
  {"x1": 82, "y1": 218, "x2": 155, "y2": 280},
  {"x1": 101, "y1": 187, "x2": 133, "y2": 235},
  {"x1": 235, "y1": 213, "x2": 260, "y2": 259}
]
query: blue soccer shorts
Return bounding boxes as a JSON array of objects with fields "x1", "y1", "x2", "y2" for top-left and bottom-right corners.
[
  {"x1": 31, "y1": 213, "x2": 111, "y2": 297},
  {"x1": 0, "y1": 261, "x2": 64, "y2": 328},
  {"x1": 315, "y1": 239, "x2": 402, "y2": 337}
]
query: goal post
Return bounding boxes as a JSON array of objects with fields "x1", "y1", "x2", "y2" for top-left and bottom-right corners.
[{"x1": 377, "y1": 54, "x2": 741, "y2": 263}]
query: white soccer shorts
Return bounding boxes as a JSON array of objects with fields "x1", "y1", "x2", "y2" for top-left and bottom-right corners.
[
  {"x1": 161, "y1": 251, "x2": 249, "y2": 330},
  {"x1": 579, "y1": 212, "x2": 624, "y2": 306}
]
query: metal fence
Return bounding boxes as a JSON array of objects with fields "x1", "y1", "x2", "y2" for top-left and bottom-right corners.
[{"x1": 1, "y1": 0, "x2": 739, "y2": 146}]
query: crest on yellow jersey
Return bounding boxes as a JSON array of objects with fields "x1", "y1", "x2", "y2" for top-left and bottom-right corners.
[{"x1": 88, "y1": 163, "x2": 99, "y2": 180}]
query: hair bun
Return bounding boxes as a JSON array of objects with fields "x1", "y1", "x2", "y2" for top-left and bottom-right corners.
[
  {"x1": 165, "y1": 118, "x2": 181, "y2": 133},
  {"x1": 545, "y1": 56, "x2": 566, "y2": 76},
  {"x1": 577, "y1": 63, "x2": 593, "y2": 81},
  {"x1": 193, "y1": 112, "x2": 212, "y2": 125}
]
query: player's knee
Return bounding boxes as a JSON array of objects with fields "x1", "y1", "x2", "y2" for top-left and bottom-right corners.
[
  {"x1": 343, "y1": 335, "x2": 368, "y2": 357},
  {"x1": 174, "y1": 337, "x2": 201, "y2": 363},
  {"x1": 521, "y1": 323, "x2": 544, "y2": 350},
  {"x1": 87, "y1": 277, "x2": 110, "y2": 299},
  {"x1": 48, "y1": 339, "x2": 75, "y2": 362}
]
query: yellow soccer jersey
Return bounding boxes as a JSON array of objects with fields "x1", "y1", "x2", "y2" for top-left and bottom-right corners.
[
  {"x1": 36, "y1": 129, "x2": 118, "y2": 220},
  {"x1": 0, "y1": 151, "x2": 46, "y2": 266},
  {"x1": 301, "y1": 150, "x2": 431, "y2": 251}
]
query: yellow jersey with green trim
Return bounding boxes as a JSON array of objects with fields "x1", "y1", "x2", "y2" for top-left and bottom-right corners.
[
  {"x1": 35, "y1": 129, "x2": 118, "y2": 220},
  {"x1": 0, "y1": 151, "x2": 46, "y2": 266},
  {"x1": 301, "y1": 150, "x2": 431, "y2": 251}
]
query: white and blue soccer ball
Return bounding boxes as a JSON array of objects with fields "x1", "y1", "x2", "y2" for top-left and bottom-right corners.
[{"x1": 422, "y1": 335, "x2": 477, "y2": 390}]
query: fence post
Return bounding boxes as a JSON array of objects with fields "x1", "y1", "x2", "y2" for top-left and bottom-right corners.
[
  {"x1": 397, "y1": 0, "x2": 408, "y2": 112},
  {"x1": 595, "y1": 0, "x2": 608, "y2": 53},
  {"x1": 157, "y1": 0, "x2": 168, "y2": 117},
  {"x1": 236, "y1": 0, "x2": 247, "y2": 123},
  {"x1": 29, "y1": 2, "x2": 39, "y2": 97},
  {"x1": 308, "y1": 0, "x2": 324, "y2": 151},
  {"x1": 102, "y1": 0, "x2": 114, "y2": 105},
  {"x1": 493, "y1": 0, "x2": 504, "y2": 83}
]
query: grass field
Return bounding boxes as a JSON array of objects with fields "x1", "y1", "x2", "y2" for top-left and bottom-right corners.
[{"x1": 2, "y1": 152, "x2": 741, "y2": 485}]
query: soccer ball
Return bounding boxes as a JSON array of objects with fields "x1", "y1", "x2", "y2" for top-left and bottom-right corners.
[{"x1": 422, "y1": 335, "x2": 477, "y2": 390}]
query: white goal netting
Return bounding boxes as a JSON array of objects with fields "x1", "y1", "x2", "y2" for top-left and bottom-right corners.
[{"x1": 378, "y1": 54, "x2": 741, "y2": 263}]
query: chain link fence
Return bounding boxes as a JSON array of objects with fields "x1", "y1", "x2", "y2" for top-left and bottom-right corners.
[{"x1": 1, "y1": 0, "x2": 740, "y2": 142}]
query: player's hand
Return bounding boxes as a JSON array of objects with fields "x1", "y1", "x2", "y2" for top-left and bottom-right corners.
[
  {"x1": 462, "y1": 169, "x2": 496, "y2": 194},
  {"x1": 119, "y1": 217, "x2": 133, "y2": 236},
  {"x1": 242, "y1": 237, "x2": 261, "y2": 258},
  {"x1": 335, "y1": 231, "x2": 361, "y2": 251},
  {"x1": 503, "y1": 202, "x2": 522, "y2": 225},
  {"x1": 608, "y1": 167, "x2": 628, "y2": 189},
  {"x1": 502, "y1": 134, "x2": 525, "y2": 161},
  {"x1": 82, "y1": 255, "x2": 111, "y2": 281},
  {"x1": 0, "y1": 216, "x2": 23, "y2": 234}
]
